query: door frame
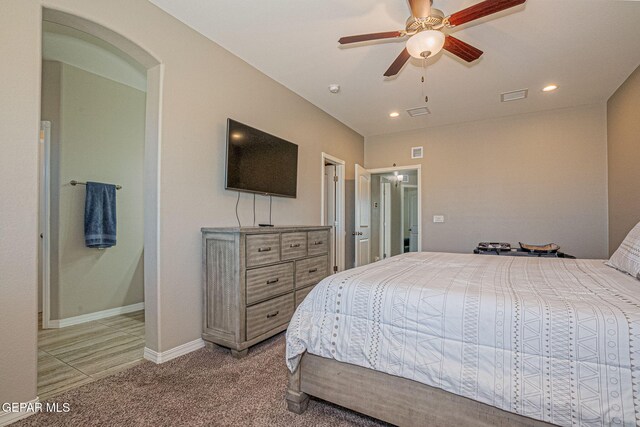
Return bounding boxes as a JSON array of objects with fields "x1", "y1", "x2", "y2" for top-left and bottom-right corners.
[
  {"x1": 320, "y1": 152, "x2": 346, "y2": 273},
  {"x1": 400, "y1": 184, "x2": 418, "y2": 254},
  {"x1": 368, "y1": 165, "x2": 422, "y2": 253},
  {"x1": 39, "y1": 121, "x2": 52, "y2": 328}
]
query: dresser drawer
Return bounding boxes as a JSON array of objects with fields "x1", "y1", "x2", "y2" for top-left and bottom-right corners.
[
  {"x1": 295, "y1": 285, "x2": 316, "y2": 308},
  {"x1": 308, "y1": 230, "x2": 329, "y2": 256},
  {"x1": 246, "y1": 262, "x2": 294, "y2": 305},
  {"x1": 281, "y1": 232, "x2": 307, "y2": 260},
  {"x1": 296, "y1": 255, "x2": 328, "y2": 289},
  {"x1": 246, "y1": 234, "x2": 280, "y2": 267},
  {"x1": 246, "y1": 293, "x2": 294, "y2": 340}
]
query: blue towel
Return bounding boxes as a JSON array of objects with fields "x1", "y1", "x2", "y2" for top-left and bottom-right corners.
[{"x1": 84, "y1": 181, "x2": 117, "y2": 248}]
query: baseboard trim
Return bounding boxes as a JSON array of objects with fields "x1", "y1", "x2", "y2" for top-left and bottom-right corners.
[
  {"x1": 49, "y1": 302, "x2": 145, "y2": 328},
  {"x1": 0, "y1": 397, "x2": 39, "y2": 426},
  {"x1": 143, "y1": 338, "x2": 205, "y2": 364}
]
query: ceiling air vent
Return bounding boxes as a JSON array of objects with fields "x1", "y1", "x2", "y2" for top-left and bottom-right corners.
[
  {"x1": 406, "y1": 107, "x2": 431, "y2": 117},
  {"x1": 411, "y1": 146, "x2": 424, "y2": 159},
  {"x1": 501, "y1": 89, "x2": 528, "y2": 102}
]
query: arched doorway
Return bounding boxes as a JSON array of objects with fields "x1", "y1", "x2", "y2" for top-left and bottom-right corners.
[{"x1": 39, "y1": 9, "x2": 162, "y2": 391}]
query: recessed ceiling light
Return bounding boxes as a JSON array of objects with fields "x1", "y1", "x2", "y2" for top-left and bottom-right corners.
[
  {"x1": 389, "y1": 112, "x2": 400, "y2": 118},
  {"x1": 542, "y1": 84, "x2": 558, "y2": 92}
]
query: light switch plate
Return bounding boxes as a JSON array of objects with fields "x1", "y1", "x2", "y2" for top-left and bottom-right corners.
[{"x1": 433, "y1": 215, "x2": 445, "y2": 223}]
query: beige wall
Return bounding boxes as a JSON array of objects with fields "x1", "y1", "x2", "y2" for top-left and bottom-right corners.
[
  {"x1": 42, "y1": 61, "x2": 145, "y2": 320},
  {"x1": 0, "y1": 0, "x2": 364, "y2": 406},
  {"x1": 608, "y1": 64, "x2": 640, "y2": 255},
  {"x1": 0, "y1": 0, "x2": 40, "y2": 407},
  {"x1": 366, "y1": 104, "x2": 609, "y2": 259}
]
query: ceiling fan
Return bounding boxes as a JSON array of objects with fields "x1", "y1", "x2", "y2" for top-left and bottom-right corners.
[{"x1": 338, "y1": 0, "x2": 526, "y2": 77}]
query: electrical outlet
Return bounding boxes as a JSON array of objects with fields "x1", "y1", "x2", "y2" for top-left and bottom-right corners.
[{"x1": 433, "y1": 215, "x2": 445, "y2": 223}]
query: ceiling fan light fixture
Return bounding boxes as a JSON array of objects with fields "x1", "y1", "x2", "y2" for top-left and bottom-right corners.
[{"x1": 406, "y1": 30, "x2": 445, "y2": 59}]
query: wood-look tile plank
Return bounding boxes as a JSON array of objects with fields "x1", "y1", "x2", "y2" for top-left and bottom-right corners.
[
  {"x1": 61, "y1": 336, "x2": 144, "y2": 376},
  {"x1": 37, "y1": 351, "x2": 92, "y2": 399},
  {"x1": 48, "y1": 330, "x2": 139, "y2": 359},
  {"x1": 98, "y1": 310, "x2": 144, "y2": 326},
  {"x1": 98, "y1": 311, "x2": 145, "y2": 336},
  {"x1": 39, "y1": 322, "x2": 114, "y2": 352}
]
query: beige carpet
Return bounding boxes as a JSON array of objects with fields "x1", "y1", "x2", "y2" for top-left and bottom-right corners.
[{"x1": 17, "y1": 333, "x2": 388, "y2": 427}]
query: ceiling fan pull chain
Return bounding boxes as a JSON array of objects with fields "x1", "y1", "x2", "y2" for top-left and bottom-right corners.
[{"x1": 422, "y1": 58, "x2": 429, "y2": 104}]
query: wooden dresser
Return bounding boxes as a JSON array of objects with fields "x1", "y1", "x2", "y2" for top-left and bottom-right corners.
[{"x1": 201, "y1": 226, "x2": 331, "y2": 358}]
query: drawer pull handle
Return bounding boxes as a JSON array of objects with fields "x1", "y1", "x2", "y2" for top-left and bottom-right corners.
[
  {"x1": 313, "y1": 241, "x2": 323, "y2": 245},
  {"x1": 266, "y1": 311, "x2": 279, "y2": 319},
  {"x1": 308, "y1": 268, "x2": 318, "y2": 273},
  {"x1": 266, "y1": 278, "x2": 280, "y2": 285},
  {"x1": 258, "y1": 247, "x2": 272, "y2": 253},
  {"x1": 289, "y1": 243, "x2": 301, "y2": 248}
]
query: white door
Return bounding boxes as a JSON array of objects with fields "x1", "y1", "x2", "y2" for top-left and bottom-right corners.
[
  {"x1": 324, "y1": 164, "x2": 338, "y2": 273},
  {"x1": 408, "y1": 188, "x2": 419, "y2": 252},
  {"x1": 354, "y1": 164, "x2": 371, "y2": 267},
  {"x1": 381, "y1": 181, "x2": 391, "y2": 259}
]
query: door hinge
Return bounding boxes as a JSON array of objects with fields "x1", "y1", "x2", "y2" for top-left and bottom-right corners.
[
  {"x1": 333, "y1": 175, "x2": 339, "y2": 183},
  {"x1": 333, "y1": 265, "x2": 338, "y2": 272}
]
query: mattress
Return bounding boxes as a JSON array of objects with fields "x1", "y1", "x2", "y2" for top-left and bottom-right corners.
[{"x1": 286, "y1": 252, "x2": 640, "y2": 427}]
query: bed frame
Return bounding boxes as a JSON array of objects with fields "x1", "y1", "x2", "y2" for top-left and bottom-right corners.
[{"x1": 287, "y1": 352, "x2": 555, "y2": 427}]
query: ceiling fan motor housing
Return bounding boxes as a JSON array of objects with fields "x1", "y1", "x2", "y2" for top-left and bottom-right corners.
[{"x1": 406, "y1": 8, "x2": 445, "y2": 34}]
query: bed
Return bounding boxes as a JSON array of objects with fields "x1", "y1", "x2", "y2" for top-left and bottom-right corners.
[{"x1": 285, "y1": 252, "x2": 640, "y2": 426}]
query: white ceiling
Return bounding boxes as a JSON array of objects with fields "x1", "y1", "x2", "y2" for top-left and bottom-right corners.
[{"x1": 148, "y1": 0, "x2": 640, "y2": 137}]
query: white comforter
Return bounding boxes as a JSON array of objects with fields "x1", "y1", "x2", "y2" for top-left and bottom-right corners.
[{"x1": 286, "y1": 252, "x2": 640, "y2": 427}]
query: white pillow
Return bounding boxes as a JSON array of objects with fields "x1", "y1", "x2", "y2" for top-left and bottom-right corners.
[{"x1": 607, "y1": 221, "x2": 640, "y2": 279}]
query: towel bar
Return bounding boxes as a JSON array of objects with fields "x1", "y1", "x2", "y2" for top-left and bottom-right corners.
[{"x1": 70, "y1": 180, "x2": 122, "y2": 190}]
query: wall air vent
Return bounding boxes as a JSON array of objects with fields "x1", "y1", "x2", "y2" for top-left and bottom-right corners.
[
  {"x1": 406, "y1": 107, "x2": 431, "y2": 117},
  {"x1": 411, "y1": 146, "x2": 424, "y2": 159},
  {"x1": 501, "y1": 89, "x2": 528, "y2": 102}
]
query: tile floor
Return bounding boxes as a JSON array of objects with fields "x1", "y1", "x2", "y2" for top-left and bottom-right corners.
[{"x1": 37, "y1": 310, "x2": 145, "y2": 400}]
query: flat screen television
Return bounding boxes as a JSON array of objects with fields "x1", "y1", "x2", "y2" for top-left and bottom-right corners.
[{"x1": 225, "y1": 119, "x2": 298, "y2": 198}]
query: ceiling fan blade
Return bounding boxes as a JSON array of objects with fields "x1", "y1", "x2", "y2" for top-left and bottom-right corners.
[
  {"x1": 384, "y1": 48, "x2": 411, "y2": 77},
  {"x1": 443, "y1": 36, "x2": 483, "y2": 62},
  {"x1": 447, "y1": 0, "x2": 526, "y2": 27},
  {"x1": 408, "y1": 0, "x2": 431, "y2": 18},
  {"x1": 339, "y1": 31, "x2": 404, "y2": 45}
]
